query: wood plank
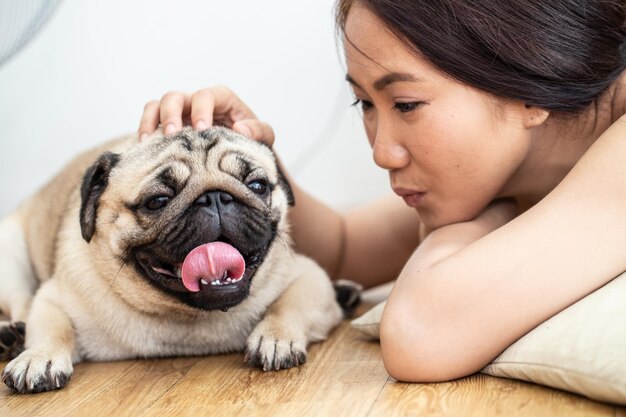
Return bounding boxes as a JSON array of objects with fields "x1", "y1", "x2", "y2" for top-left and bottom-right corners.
[
  {"x1": 1, "y1": 303, "x2": 623, "y2": 417},
  {"x1": 140, "y1": 320, "x2": 389, "y2": 417},
  {"x1": 368, "y1": 374, "x2": 617, "y2": 417}
]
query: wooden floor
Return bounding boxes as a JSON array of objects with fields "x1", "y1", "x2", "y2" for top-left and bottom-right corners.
[{"x1": 1, "y1": 303, "x2": 624, "y2": 417}]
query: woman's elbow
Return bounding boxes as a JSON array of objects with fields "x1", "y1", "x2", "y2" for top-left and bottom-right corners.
[{"x1": 379, "y1": 305, "x2": 486, "y2": 383}]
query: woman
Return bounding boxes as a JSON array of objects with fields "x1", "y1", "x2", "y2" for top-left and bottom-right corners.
[{"x1": 137, "y1": 0, "x2": 626, "y2": 382}]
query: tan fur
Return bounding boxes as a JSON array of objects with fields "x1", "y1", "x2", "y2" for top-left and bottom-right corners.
[
  {"x1": 0, "y1": 128, "x2": 343, "y2": 393},
  {"x1": 19, "y1": 138, "x2": 129, "y2": 282}
]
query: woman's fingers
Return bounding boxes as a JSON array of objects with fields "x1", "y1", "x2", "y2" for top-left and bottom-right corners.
[
  {"x1": 190, "y1": 88, "x2": 216, "y2": 130},
  {"x1": 190, "y1": 86, "x2": 258, "y2": 128},
  {"x1": 159, "y1": 91, "x2": 191, "y2": 136},
  {"x1": 210, "y1": 86, "x2": 257, "y2": 124},
  {"x1": 233, "y1": 119, "x2": 275, "y2": 146},
  {"x1": 138, "y1": 86, "x2": 272, "y2": 144},
  {"x1": 138, "y1": 91, "x2": 191, "y2": 141},
  {"x1": 138, "y1": 100, "x2": 161, "y2": 141}
]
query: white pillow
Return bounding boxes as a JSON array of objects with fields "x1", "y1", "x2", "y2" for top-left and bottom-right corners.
[{"x1": 350, "y1": 271, "x2": 626, "y2": 405}]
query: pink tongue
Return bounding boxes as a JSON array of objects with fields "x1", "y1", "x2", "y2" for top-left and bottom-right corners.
[{"x1": 181, "y1": 242, "x2": 245, "y2": 292}]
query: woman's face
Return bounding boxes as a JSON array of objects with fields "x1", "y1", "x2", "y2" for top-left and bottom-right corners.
[{"x1": 344, "y1": 5, "x2": 533, "y2": 228}]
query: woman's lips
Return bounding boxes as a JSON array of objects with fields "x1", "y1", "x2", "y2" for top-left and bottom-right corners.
[
  {"x1": 402, "y1": 193, "x2": 426, "y2": 208},
  {"x1": 393, "y1": 188, "x2": 426, "y2": 208}
]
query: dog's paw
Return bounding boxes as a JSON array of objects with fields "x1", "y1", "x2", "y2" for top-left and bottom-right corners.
[
  {"x1": 244, "y1": 324, "x2": 307, "y2": 371},
  {"x1": 2, "y1": 349, "x2": 72, "y2": 393},
  {"x1": 0, "y1": 321, "x2": 25, "y2": 361},
  {"x1": 333, "y1": 279, "x2": 363, "y2": 318}
]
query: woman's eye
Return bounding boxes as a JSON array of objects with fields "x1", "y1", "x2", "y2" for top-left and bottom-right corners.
[
  {"x1": 144, "y1": 196, "x2": 170, "y2": 211},
  {"x1": 393, "y1": 102, "x2": 422, "y2": 113},
  {"x1": 351, "y1": 99, "x2": 374, "y2": 112},
  {"x1": 247, "y1": 180, "x2": 268, "y2": 195}
]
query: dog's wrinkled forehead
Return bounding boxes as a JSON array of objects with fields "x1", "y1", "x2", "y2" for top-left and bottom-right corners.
[{"x1": 112, "y1": 127, "x2": 278, "y2": 200}]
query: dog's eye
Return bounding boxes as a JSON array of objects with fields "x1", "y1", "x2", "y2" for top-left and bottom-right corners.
[
  {"x1": 144, "y1": 196, "x2": 170, "y2": 211},
  {"x1": 247, "y1": 180, "x2": 268, "y2": 196}
]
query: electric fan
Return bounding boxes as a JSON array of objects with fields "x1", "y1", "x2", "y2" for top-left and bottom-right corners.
[{"x1": 0, "y1": 0, "x2": 63, "y2": 67}]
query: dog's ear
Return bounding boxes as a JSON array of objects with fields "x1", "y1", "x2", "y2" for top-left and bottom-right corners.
[
  {"x1": 276, "y1": 164, "x2": 295, "y2": 206},
  {"x1": 80, "y1": 152, "x2": 120, "y2": 242}
]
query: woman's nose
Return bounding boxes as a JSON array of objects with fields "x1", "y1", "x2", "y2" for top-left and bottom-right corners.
[{"x1": 372, "y1": 135, "x2": 410, "y2": 170}]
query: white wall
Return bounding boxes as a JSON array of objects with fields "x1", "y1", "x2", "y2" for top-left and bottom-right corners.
[{"x1": 0, "y1": 0, "x2": 390, "y2": 217}]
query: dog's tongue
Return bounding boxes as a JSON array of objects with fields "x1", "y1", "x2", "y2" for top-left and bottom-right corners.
[{"x1": 181, "y1": 242, "x2": 245, "y2": 292}]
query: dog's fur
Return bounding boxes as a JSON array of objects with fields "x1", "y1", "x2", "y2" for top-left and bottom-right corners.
[{"x1": 0, "y1": 127, "x2": 345, "y2": 393}]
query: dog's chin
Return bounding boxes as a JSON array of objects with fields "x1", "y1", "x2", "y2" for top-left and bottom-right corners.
[{"x1": 133, "y1": 250, "x2": 263, "y2": 312}]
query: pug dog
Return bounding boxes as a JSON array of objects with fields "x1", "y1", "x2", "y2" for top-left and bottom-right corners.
[{"x1": 0, "y1": 127, "x2": 349, "y2": 394}]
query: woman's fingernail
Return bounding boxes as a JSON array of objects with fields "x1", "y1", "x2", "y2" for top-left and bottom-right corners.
[
  {"x1": 139, "y1": 133, "x2": 148, "y2": 142},
  {"x1": 195, "y1": 121, "x2": 207, "y2": 131},
  {"x1": 164, "y1": 123, "x2": 176, "y2": 136}
]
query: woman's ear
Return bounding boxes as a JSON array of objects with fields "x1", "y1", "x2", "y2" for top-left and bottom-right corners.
[{"x1": 522, "y1": 104, "x2": 550, "y2": 129}]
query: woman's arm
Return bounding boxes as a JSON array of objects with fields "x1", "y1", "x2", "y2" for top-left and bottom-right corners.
[
  {"x1": 405, "y1": 199, "x2": 518, "y2": 271},
  {"x1": 289, "y1": 187, "x2": 422, "y2": 288},
  {"x1": 381, "y1": 116, "x2": 626, "y2": 382}
]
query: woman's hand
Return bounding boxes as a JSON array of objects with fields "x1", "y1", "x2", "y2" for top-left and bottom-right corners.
[
  {"x1": 413, "y1": 198, "x2": 518, "y2": 269},
  {"x1": 137, "y1": 86, "x2": 275, "y2": 145}
]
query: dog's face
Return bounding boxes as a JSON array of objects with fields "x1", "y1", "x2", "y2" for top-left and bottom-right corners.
[{"x1": 79, "y1": 127, "x2": 294, "y2": 313}]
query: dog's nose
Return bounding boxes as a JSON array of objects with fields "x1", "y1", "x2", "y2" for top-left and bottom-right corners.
[{"x1": 194, "y1": 191, "x2": 234, "y2": 214}]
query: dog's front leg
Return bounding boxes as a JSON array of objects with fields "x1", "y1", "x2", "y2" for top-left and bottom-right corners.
[
  {"x1": 2, "y1": 282, "x2": 75, "y2": 393},
  {"x1": 0, "y1": 213, "x2": 38, "y2": 360},
  {"x1": 245, "y1": 255, "x2": 343, "y2": 371}
]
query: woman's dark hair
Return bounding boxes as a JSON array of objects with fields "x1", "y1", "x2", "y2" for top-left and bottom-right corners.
[{"x1": 335, "y1": 0, "x2": 626, "y2": 114}]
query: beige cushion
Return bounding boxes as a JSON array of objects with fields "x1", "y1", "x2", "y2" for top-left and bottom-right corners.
[{"x1": 350, "y1": 271, "x2": 626, "y2": 405}]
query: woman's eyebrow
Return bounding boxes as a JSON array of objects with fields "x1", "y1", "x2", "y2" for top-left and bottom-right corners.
[
  {"x1": 345, "y1": 72, "x2": 423, "y2": 91},
  {"x1": 345, "y1": 74, "x2": 361, "y2": 88}
]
